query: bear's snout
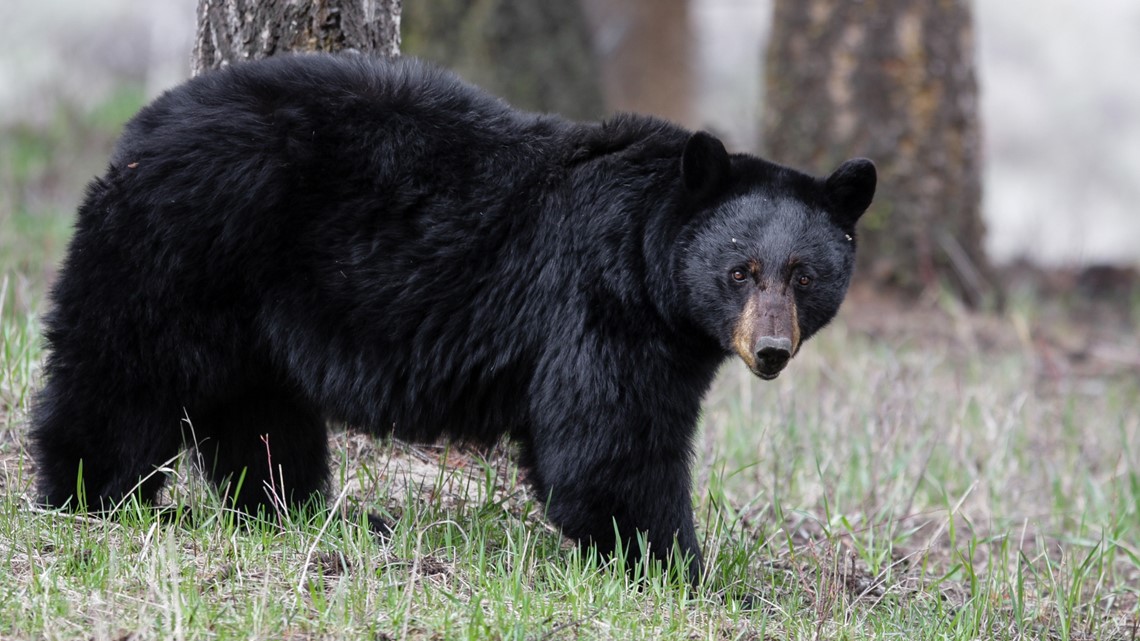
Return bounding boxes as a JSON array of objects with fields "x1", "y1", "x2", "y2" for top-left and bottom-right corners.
[
  {"x1": 732, "y1": 287, "x2": 801, "y2": 379},
  {"x1": 754, "y1": 336, "x2": 792, "y2": 379}
]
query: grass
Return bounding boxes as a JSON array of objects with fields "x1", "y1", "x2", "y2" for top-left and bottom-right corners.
[{"x1": 0, "y1": 91, "x2": 1138, "y2": 640}]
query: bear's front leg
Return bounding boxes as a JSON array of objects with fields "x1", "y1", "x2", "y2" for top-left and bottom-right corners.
[{"x1": 528, "y1": 421, "x2": 704, "y2": 586}]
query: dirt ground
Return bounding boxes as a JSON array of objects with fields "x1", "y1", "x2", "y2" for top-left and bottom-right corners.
[{"x1": 843, "y1": 273, "x2": 1140, "y2": 383}]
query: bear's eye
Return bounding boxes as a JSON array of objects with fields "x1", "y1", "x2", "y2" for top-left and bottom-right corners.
[
  {"x1": 730, "y1": 268, "x2": 748, "y2": 283},
  {"x1": 796, "y1": 274, "x2": 813, "y2": 287}
]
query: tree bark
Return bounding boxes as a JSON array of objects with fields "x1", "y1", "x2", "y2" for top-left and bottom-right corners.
[
  {"x1": 763, "y1": 0, "x2": 996, "y2": 306},
  {"x1": 402, "y1": 0, "x2": 603, "y2": 120},
  {"x1": 192, "y1": 0, "x2": 401, "y2": 76},
  {"x1": 581, "y1": 0, "x2": 694, "y2": 127}
]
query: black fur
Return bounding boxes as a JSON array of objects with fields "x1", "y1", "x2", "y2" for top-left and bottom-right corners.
[{"x1": 31, "y1": 54, "x2": 875, "y2": 585}]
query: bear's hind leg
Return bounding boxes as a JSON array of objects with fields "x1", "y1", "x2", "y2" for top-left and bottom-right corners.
[
  {"x1": 192, "y1": 387, "x2": 330, "y2": 516},
  {"x1": 31, "y1": 383, "x2": 182, "y2": 512}
]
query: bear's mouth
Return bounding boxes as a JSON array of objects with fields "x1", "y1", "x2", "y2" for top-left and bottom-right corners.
[
  {"x1": 753, "y1": 368, "x2": 782, "y2": 381},
  {"x1": 745, "y1": 356, "x2": 788, "y2": 381}
]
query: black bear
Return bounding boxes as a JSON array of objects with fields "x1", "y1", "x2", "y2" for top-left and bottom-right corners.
[{"x1": 30, "y1": 54, "x2": 875, "y2": 586}]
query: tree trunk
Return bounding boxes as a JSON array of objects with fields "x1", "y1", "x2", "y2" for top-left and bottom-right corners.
[
  {"x1": 763, "y1": 0, "x2": 996, "y2": 306},
  {"x1": 402, "y1": 0, "x2": 603, "y2": 120},
  {"x1": 192, "y1": 0, "x2": 401, "y2": 76},
  {"x1": 581, "y1": 0, "x2": 695, "y2": 127}
]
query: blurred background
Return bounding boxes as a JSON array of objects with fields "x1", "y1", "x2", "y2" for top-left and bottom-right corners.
[{"x1": 1, "y1": 0, "x2": 1137, "y2": 304}]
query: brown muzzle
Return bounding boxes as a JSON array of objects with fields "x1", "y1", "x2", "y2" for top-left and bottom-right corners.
[{"x1": 732, "y1": 288, "x2": 801, "y2": 380}]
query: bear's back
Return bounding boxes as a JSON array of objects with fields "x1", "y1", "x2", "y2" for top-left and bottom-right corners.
[
  {"x1": 87, "y1": 55, "x2": 577, "y2": 292},
  {"x1": 109, "y1": 55, "x2": 557, "y2": 213}
]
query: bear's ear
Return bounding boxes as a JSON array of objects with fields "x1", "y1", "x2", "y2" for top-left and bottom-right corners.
[
  {"x1": 824, "y1": 158, "x2": 876, "y2": 229},
  {"x1": 681, "y1": 131, "x2": 730, "y2": 200}
]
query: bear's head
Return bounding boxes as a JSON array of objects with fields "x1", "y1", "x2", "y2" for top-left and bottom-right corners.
[{"x1": 678, "y1": 132, "x2": 876, "y2": 380}]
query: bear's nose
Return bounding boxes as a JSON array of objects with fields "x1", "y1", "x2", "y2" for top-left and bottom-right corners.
[{"x1": 755, "y1": 337, "x2": 792, "y2": 377}]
